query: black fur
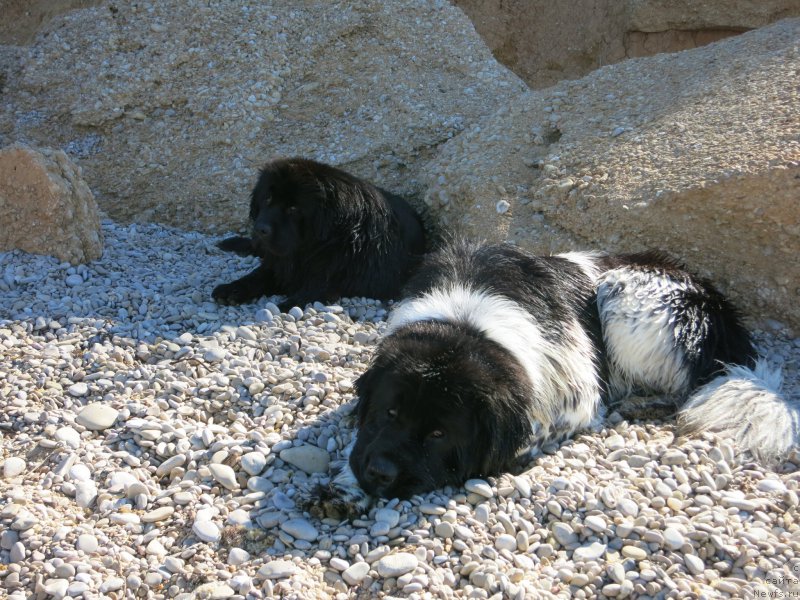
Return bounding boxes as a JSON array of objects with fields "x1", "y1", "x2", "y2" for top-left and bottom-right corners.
[{"x1": 213, "y1": 157, "x2": 426, "y2": 310}]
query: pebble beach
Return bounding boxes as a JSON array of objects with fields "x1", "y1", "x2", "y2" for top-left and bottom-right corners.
[{"x1": 1, "y1": 221, "x2": 799, "y2": 599}]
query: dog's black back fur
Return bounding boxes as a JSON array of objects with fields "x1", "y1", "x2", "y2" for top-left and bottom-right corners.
[{"x1": 213, "y1": 157, "x2": 426, "y2": 310}]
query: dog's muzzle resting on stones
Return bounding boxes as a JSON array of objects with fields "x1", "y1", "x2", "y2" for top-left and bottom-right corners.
[{"x1": 315, "y1": 240, "x2": 795, "y2": 517}]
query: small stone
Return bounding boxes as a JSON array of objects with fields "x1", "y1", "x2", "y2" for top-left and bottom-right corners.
[
  {"x1": 495, "y1": 534, "x2": 517, "y2": 551},
  {"x1": 662, "y1": 450, "x2": 688, "y2": 465},
  {"x1": 618, "y1": 499, "x2": 639, "y2": 517},
  {"x1": 44, "y1": 579, "x2": 69, "y2": 596},
  {"x1": 281, "y1": 518, "x2": 318, "y2": 542},
  {"x1": 288, "y1": 306, "x2": 304, "y2": 319},
  {"x1": 435, "y1": 522, "x2": 454, "y2": 538},
  {"x1": 146, "y1": 539, "x2": 167, "y2": 556},
  {"x1": 376, "y1": 553, "x2": 418, "y2": 578},
  {"x1": 76, "y1": 534, "x2": 98, "y2": 553},
  {"x1": 65, "y1": 274, "x2": 83, "y2": 286},
  {"x1": 193, "y1": 520, "x2": 221, "y2": 543},
  {"x1": 258, "y1": 560, "x2": 298, "y2": 579},
  {"x1": 208, "y1": 463, "x2": 239, "y2": 490},
  {"x1": 584, "y1": 515, "x2": 606, "y2": 532},
  {"x1": 204, "y1": 347, "x2": 226, "y2": 362},
  {"x1": 228, "y1": 547, "x2": 251, "y2": 566},
  {"x1": 552, "y1": 522, "x2": 578, "y2": 546},
  {"x1": 330, "y1": 558, "x2": 349, "y2": 572},
  {"x1": 279, "y1": 445, "x2": 330, "y2": 474},
  {"x1": 55, "y1": 426, "x2": 82, "y2": 448},
  {"x1": 608, "y1": 562, "x2": 625, "y2": 584},
  {"x1": 3, "y1": 457, "x2": 26, "y2": 478},
  {"x1": 621, "y1": 545, "x2": 648, "y2": 561},
  {"x1": 75, "y1": 481, "x2": 97, "y2": 508},
  {"x1": 164, "y1": 556, "x2": 184, "y2": 573},
  {"x1": 570, "y1": 573, "x2": 590, "y2": 587},
  {"x1": 156, "y1": 454, "x2": 186, "y2": 477},
  {"x1": 54, "y1": 563, "x2": 76, "y2": 579},
  {"x1": 100, "y1": 577, "x2": 125, "y2": 593},
  {"x1": 663, "y1": 527, "x2": 685, "y2": 551},
  {"x1": 75, "y1": 403, "x2": 119, "y2": 430},
  {"x1": 684, "y1": 554, "x2": 705, "y2": 575},
  {"x1": 68, "y1": 382, "x2": 89, "y2": 397},
  {"x1": 464, "y1": 478, "x2": 493, "y2": 498},
  {"x1": 605, "y1": 434, "x2": 625, "y2": 450},
  {"x1": 342, "y1": 562, "x2": 370, "y2": 585},
  {"x1": 573, "y1": 542, "x2": 606, "y2": 562},
  {"x1": 241, "y1": 451, "x2": 267, "y2": 476},
  {"x1": 374, "y1": 508, "x2": 400, "y2": 527},
  {"x1": 142, "y1": 506, "x2": 174, "y2": 523},
  {"x1": 757, "y1": 478, "x2": 787, "y2": 493},
  {"x1": 192, "y1": 582, "x2": 235, "y2": 599},
  {"x1": 9, "y1": 541, "x2": 25, "y2": 562}
]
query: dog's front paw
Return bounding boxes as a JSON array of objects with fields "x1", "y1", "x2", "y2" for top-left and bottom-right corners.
[
  {"x1": 217, "y1": 236, "x2": 256, "y2": 257},
  {"x1": 302, "y1": 482, "x2": 370, "y2": 521},
  {"x1": 212, "y1": 282, "x2": 254, "y2": 305}
]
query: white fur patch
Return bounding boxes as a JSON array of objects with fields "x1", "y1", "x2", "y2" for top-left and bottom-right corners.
[
  {"x1": 387, "y1": 284, "x2": 601, "y2": 437},
  {"x1": 557, "y1": 251, "x2": 606, "y2": 283},
  {"x1": 596, "y1": 267, "x2": 690, "y2": 398},
  {"x1": 678, "y1": 360, "x2": 798, "y2": 464}
]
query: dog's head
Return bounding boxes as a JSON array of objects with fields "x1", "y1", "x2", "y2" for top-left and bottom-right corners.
[
  {"x1": 349, "y1": 321, "x2": 532, "y2": 499},
  {"x1": 248, "y1": 157, "x2": 384, "y2": 257}
]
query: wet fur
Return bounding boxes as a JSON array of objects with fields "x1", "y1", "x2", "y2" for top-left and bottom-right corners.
[{"x1": 213, "y1": 157, "x2": 426, "y2": 310}]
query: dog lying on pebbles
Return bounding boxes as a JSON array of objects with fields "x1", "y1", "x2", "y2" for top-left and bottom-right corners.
[
  {"x1": 313, "y1": 240, "x2": 795, "y2": 517},
  {"x1": 213, "y1": 157, "x2": 426, "y2": 311}
]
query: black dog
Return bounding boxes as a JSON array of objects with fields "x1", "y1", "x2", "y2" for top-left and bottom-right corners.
[
  {"x1": 213, "y1": 157, "x2": 426, "y2": 310},
  {"x1": 321, "y1": 241, "x2": 793, "y2": 514}
]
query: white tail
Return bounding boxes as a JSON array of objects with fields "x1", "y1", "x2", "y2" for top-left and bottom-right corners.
[{"x1": 678, "y1": 360, "x2": 799, "y2": 464}]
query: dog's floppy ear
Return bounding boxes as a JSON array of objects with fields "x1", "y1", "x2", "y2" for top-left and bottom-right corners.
[
  {"x1": 354, "y1": 368, "x2": 377, "y2": 427},
  {"x1": 475, "y1": 389, "x2": 531, "y2": 476},
  {"x1": 249, "y1": 169, "x2": 272, "y2": 221}
]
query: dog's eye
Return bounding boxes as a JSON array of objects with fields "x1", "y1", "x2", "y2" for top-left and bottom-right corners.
[
  {"x1": 387, "y1": 408, "x2": 398, "y2": 419},
  {"x1": 428, "y1": 429, "x2": 445, "y2": 439}
]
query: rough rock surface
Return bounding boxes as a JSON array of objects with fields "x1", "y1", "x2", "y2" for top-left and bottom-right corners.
[
  {"x1": 422, "y1": 19, "x2": 800, "y2": 328},
  {"x1": 0, "y1": 0, "x2": 99, "y2": 46},
  {"x1": 454, "y1": 0, "x2": 800, "y2": 88},
  {"x1": 0, "y1": 0, "x2": 525, "y2": 234},
  {"x1": 0, "y1": 143, "x2": 103, "y2": 264}
]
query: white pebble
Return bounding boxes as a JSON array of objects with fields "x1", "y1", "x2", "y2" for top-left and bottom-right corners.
[
  {"x1": 3, "y1": 457, "x2": 26, "y2": 478},
  {"x1": 193, "y1": 520, "x2": 221, "y2": 543},
  {"x1": 75, "y1": 403, "x2": 119, "y2": 430},
  {"x1": 376, "y1": 553, "x2": 418, "y2": 578},
  {"x1": 281, "y1": 518, "x2": 318, "y2": 542}
]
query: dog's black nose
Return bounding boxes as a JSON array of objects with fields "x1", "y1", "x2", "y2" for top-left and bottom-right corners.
[
  {"x1": 365, "y1": 455, "x2": 399, "y2": 489},
  {"x1": 254, "y1": 222, "x2": 272, "y2": 237}
]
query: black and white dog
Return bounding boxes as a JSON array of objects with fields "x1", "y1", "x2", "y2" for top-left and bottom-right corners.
[
  {"x1": 319, "y1": 241, "x2": 796, "y2": 515},
  {"x1": 213, "y1": 157, "x2": 426, "y2": 311}
]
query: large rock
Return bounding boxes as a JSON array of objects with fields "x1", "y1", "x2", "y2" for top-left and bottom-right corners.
[
  {"x1": 422, "y1": 19, "x2": 800, "y2": 328},
  {"x1": 454, "y1": 0, "x2": 800, "y2": 88},
  {"x1": 0, "y1": 0, "x2": 525, "y2": 234},
  {"x1": 0, "y1": 143, "x2": 103, "y2": 264}
]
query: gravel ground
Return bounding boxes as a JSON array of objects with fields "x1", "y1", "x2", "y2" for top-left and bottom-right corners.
[{"x1": 1, "y1": 221, "x2": 799, "y2": 599}]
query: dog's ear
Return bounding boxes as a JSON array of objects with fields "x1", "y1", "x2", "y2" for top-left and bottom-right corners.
[
  {"x1": 249, "y1": 169, "x2": 272, "y2": 221},
  {"x1": 475, "y1": 389, "x2": 530, "y2": 476},
  {"x1": 354, "y1": 369, "x2": 377, "y2": 427}
]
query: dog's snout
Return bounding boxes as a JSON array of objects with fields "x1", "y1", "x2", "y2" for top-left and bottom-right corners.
[
  {"x1": 254, "y1": 221, "x2": 272, "y2": 237},
  {"x1": 365, "y1": 454, "x2": 399, "y2": 489}
]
